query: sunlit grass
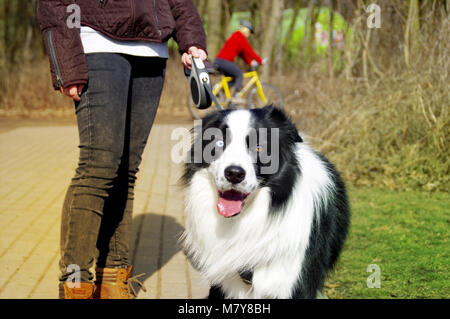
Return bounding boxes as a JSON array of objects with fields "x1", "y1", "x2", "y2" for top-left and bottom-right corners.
[{"x1": 325, "y1": 187, "x2": 450, "y2": 299}]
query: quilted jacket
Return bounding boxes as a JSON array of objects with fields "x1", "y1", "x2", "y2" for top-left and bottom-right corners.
[{"x1": 37, "y1": 0, "x2": 207, "y2": 90}]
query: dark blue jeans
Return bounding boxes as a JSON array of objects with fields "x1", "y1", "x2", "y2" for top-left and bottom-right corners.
[
  {"x1": 60, "y1": 53, "x2": 166, "y2": 282},
  {"x1": 214, "y1": 57, "x2": 243, "y2": 93}
]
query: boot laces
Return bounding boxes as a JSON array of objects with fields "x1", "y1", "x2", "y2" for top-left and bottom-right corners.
[{"x1": 122, "y1": 273, "x2": 147, "y2": 297}]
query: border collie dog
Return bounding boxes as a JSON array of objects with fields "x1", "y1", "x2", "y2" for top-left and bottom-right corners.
[{"x1": 180, "y1": 105, "x2": 350, "y2": 299}]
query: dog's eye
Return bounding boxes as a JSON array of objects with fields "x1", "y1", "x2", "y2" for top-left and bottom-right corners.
[
  {"x1": 216, "y1": 140, "x2": 224, "y2": 148},
  {"x1": 255, "y1": 145, "x2": 263, "y2": 152}
]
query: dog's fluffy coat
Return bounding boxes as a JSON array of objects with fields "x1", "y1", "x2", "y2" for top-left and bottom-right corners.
[{"x1": 181, "y1": 106, "x2": 350, "y2": 299}]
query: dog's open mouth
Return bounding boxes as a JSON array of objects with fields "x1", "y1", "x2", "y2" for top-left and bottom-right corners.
[{"x1": 217, "y1": 190, "x2": 249, "y2": 218}]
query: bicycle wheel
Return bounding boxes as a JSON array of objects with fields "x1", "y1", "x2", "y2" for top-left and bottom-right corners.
[
  {"x1": 187, "y1": 88, "x2": 226, "y2": 120},
  {"x1": 247, "y1": 83, "x2": 283, "y2": 109}
]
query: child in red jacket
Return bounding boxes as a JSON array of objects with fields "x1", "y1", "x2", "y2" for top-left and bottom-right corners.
[{"x1": 215, "y1": 21, "x2": 263, "y2": 103}]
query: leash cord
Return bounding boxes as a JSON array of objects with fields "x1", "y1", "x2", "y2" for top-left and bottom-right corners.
[{"x1": 204, "y1": 80, "x2": 223, "y2": 110}]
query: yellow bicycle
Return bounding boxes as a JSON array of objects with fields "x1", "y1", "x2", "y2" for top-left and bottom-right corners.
[{"x1": 187, "y1": 67, "x2": 283, "y2": 119}]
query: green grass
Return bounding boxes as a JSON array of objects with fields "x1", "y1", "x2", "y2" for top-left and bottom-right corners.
[{"x1": 325, "y1": 187, "x2": 450, "y2": 299}]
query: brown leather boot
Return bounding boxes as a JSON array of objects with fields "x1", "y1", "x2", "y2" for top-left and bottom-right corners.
[
  {"x1": 59, "y1": 282, "x2": 94, "y2": 299},
  {"x1": 93, "y1": 266, "x2": 146, "y2": 299}
]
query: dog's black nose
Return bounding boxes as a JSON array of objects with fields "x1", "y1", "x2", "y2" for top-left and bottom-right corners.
[{"x1": 224, "y1": 166, "x2": 246, "y2": 184}]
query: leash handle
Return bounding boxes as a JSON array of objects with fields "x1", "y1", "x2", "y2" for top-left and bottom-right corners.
[{"x1": 188, "y1": 55, "x2": 223, "y2": 111}]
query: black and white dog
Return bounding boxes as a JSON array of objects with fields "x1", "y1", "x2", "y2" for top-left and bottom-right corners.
[{"x1": 180, "y1": 105, "x2": 350, "y2": 299}]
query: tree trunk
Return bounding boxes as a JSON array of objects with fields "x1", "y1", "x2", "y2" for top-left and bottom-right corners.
[
  {"x1": 328, "y1": 0, "x2": 336, "y2": 79},
  {"x1": 260, "y1": 0, "x2": 285, "y2": 80},
  {"x1": 221, "y1": 0, "x2": 235, "y2": 41},
  {"x1": 206, "y1": 0, "x2": 222, "y2": 59},
  {"x1": 195, "y1": 0, "x2": 207, "y2": 18},
  {"x1": 305, "y1": 0, "x2": 322, "y2": 64},
  {"x1": 404, "y1": 0, "x2": 420, "y2": 67},
  {"x1": 255, "y1": 0, "x2": 272, "y2": 52},
  {"x1": 283, "y1": 0, "x2": 303, "y2": 67},
  {"x1": 249, "y1": 0, "x2": 259, "y2": 39},
  {"x1": 297, "y1": 0, "x2": 314, "y2": 66},
  {"x1": 343, "y1": 0, "x2": 362, "y2": 81},
  {"x1": 0, "y1": 0, "x2": 7, "y2": 94}
]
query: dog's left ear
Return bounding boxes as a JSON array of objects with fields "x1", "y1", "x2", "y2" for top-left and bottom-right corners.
[
  {"x1": 263, "y1": 104, "x2": 287, "y2": 122},
  {"x1": 263, "y1": 105, "x2": 303, "y2": 143}
]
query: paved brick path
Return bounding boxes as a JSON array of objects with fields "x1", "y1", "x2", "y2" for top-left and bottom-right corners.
[{"x1": 0, "y1": 123, "x2": 209, "y2": 299}]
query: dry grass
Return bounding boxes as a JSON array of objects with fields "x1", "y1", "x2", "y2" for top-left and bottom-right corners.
[
  {"x1": 0, "y1": 60, "x2": 74, "y2": 118},
  {"x1": 282, "y1": 67, "x2": 448, "y2": 192},
  {"x1": 0, "y1": 57, "x2": 192, "y2": 119},
  {"x1": 279, "y1": 19, "x2": 449, "y2": 192}
]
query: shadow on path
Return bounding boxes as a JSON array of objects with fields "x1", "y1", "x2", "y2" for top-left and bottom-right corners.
[{"x1": 130, "y1": 212, "x2": 185, "y2": 296}]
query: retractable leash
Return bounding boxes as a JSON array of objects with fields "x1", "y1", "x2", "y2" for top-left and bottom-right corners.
[{"x1": 185, "y1": 55, "x2": 222, "y2": 110}]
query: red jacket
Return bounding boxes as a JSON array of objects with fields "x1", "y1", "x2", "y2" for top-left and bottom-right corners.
[{"x1": 216, "y1": 31, "x2": 262, "y2": 65}]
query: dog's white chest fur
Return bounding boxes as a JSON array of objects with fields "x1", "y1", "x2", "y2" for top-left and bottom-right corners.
[{"x1": 182, "y1": 144, "x2": 332, "y2": 299}]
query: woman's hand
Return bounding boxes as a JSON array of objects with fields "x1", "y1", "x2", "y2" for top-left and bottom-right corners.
[
  {"x1": 181, "y1": 46, "x2": 207, "y2": 69},
  {"x1": 60, "y1": 84, "x2": 84, "y2": 102}
]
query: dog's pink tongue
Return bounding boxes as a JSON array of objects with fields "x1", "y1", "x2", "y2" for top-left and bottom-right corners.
[{"x1": 217, "y1": 193, "x2": 243, "y2": 217}]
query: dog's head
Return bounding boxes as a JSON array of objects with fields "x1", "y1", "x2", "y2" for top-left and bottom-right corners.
[{"x1": 183, "y1": 105, "x2": 302, "y2": 218}]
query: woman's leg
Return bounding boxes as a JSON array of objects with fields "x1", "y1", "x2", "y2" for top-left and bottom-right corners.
[
  {"x1": 214, "y1": 58, "x2": 244, "y2": 92},
  {"x1": 96, "y1": 56, "x2": 167, "y2": 269},
  {"x1": 59, "y1": 53, "x2": 132, "y2": 283}
]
